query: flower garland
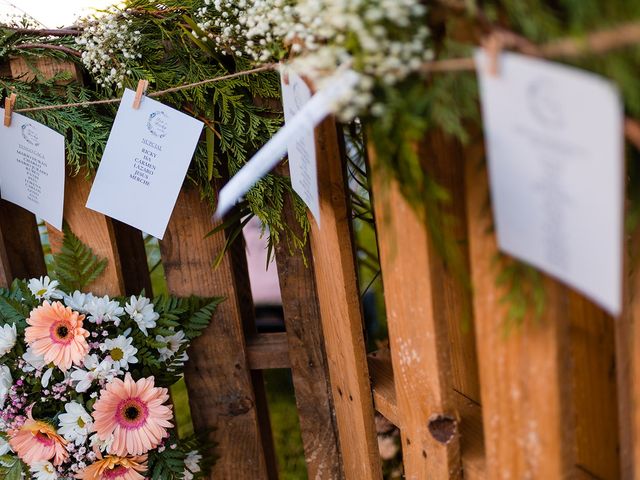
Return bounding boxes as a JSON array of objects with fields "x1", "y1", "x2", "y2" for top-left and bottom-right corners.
[
  {"x1": 0, "y1": 231, "x2": 219, "y2": 479},
  {"x1": 194, "y1": 0, "x2": 433, "y2": 120}
]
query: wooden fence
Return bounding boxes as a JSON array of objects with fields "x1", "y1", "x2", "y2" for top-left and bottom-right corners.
[{"x1": 1, "y1": 56, "x2": 636, "y2": 480}]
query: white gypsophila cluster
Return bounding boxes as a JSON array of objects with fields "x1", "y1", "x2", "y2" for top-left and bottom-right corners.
[
  {"x1": 195, "y1": 0, "x2": 295, "y2": 62},
  {"x1": 75, "y1": 8, "x2": 142, "y2": 89},
  {"x1": 195, "y1": 0, "x2": 433, "y2": 120}
]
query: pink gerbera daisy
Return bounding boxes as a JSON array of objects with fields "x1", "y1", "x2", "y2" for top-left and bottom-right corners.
[
  {"x1": 9, "y1": 411, "x2": 68, "y2": 466},
  {"x1": 25, "y1": 301, "x2": 89, "y2": 372},
  {"x1": 75, "y1": 454, "x2": 147, "y2": 480},
  {"x1": 92, "y1": 373, "x2": 173, "y2": 457}
]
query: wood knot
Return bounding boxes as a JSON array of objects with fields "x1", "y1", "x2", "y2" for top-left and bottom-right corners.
[{"x1": 428, "y1": 414, "x2": 458, "y2": 444}]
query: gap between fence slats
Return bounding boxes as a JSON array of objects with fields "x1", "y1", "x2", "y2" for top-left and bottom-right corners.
[
  {"x1": 160, "y1": 187, "x2": 276, "y2": 480},
  {"x1": 309, "y1": 117, "x2": 382, "y2": 479}
]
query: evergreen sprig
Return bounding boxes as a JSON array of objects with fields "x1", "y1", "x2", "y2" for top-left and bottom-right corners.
[{"x1": 49, "y1": 224, "x2": 108, "y2": 291}]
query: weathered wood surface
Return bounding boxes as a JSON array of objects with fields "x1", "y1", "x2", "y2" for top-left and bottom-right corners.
[
  {"x1": 161, "y1": 187, "x2": 275, "y2": 480},
  {"x1": 568, "y1": 292, "x2": 619, "y2": 480},
  {"x1": 246, "y1": 332, "x2": 291, "y2": 370},
  {"x1": 465, "y1": 153, "x2": 576, "y2": 479},
  {"x1": 370, "y1": 137, "x2": 462, "y2": 478},
  {"x1": 309, "y1": 117, "x2": 382, "y2": 479},
  {"x1": 274, "y1": 172, "x2": 345, "y2": 480},
  {"x1": 367, "y1": 350, "x2": 486, "y2": 480},
  {"x1": 47, "y1": 171, "x2": 125, "y2": 296}
]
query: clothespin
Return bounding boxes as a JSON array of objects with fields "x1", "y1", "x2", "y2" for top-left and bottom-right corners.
[
  {"x1": 3, "y1": 93, "x2": 16, "y2": 127},
  {"x1": 483, "y1": 33, "x2": 505, "y2": 77},
  {"x1": 132, "y1": 79, "x2": 149, "y2": 109}
]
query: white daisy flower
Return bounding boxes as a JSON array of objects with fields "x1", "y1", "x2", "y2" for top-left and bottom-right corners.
[
  {"x1": 0, "y1": 323, "x2": 16, "y2": 356},
  {"x1": 58, "y1": 401, "x2": 93, "y2": 445},
  {"x1": 89, "y1": 432, "x2": 114, "y2": 452},
  {"x1": 27, "y1": 276, "x2": 62, "y2": 301},
  {"x1": 23, "y1": 347, "x2": 46, "y2": 372},
  {"x1": 101, "y1": 335, "x2": 138, "y2": 370},
  {"x1": 0, "y1": 365, "x2": 12, "y2": 409},
  {"x1": 41, "y1": 367, "x2": 55, "y2": 388},
  {"x1": 156, "y1": 330, "x2": 188, "y2": 362},
  {"x1": 71, "y1": 354, "x2": 122, "y2": 393},
  {"x1": 125, "y1": 295, "x2": 159, "y2": 336},
  {"x1": 30, "y1": 460, "x2": 57, "y2": 480},
  {"x1": 86, "y1": 295, "x2": 124, "y2": 325},
  {"x1": 0, "y1": 436, "x2": 11, "y2": 455},
  {"x1": 185, "y1": 450, "x2": 202, "y2": 473},
  {"x1": 63, "y1": 291, "x2": 94, "y2": 313},
  {"x1": 184, "y1": 471, "x2": 194, "y2": 480}
]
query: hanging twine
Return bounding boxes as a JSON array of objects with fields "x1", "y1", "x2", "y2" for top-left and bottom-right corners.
[{"x1": 6, "y1": 20, "x2": 640, "y2": 113}]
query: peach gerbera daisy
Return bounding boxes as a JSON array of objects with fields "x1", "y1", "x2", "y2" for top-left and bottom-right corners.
[
  {"x1": 9, "y1": 411, "x2": 68, "y2": 465},
  {"x1": 75, "y1": 454, "x2": 147, "y2": 480},
  {"x1": 92, "y1": 373, "x2": 173, "y2": 457},
  {"x1": 25, "y1": 301, "x2": 90, "y2": 372}
]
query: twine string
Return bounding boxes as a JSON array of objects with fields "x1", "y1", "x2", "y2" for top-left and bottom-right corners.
[{"x1": 4, "y1": 20, "x2": 640, "y2": 113}]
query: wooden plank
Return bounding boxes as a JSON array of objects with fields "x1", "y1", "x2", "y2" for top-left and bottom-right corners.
[
  {"x1": 420, "y1": 133, "x2": 481, "y2": 403},
  {"x1": 370, "y1": 133, "x2": 468, "y2": 479},
  {"x1": 47, "y1": 170, "x2": 125, "y2": 296},
  {"x1": 160, "y1": 187, "x2": 273, "y2": 480},
  {"x1": 366, "y1": 351, "x2": 486, "y2": 480},
  {"x1": 465, "y1": 154, "x2": 576, "y2": 479},
  {"x1": 0, "y1": 200, "x2": 47, "y2": 285},
  {"x1": 274, "y1": 169, "x2": 344, "y2": 480},
  {"x1": 246, "y1": 332, "x2": 291, "y2": 370},
  {"x1": 616, "y1": 226, "x2": 640, "y2": 480},
  {"x1": 9, "y1": 56, "x2": 81, "y2": 84},
  {"x1": 568, "y1": 292, "x2": 619, "y2": 480},
  {"x1": 309, "y1": 117, "x2": 382, "y2": 479}
]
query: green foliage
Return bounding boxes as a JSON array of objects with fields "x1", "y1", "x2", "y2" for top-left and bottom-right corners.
[
  {"x1": 0, "y1": 0, "x2": 309, "y2": 257},
  {"x1": 0, "y1": 455, "x2": 26, "y2": 480},
  {"x1": 49, "y1": 224, "x2": 108, "y2": 291},
  {"x1": 147, "y1": 440, "x2": 187, "y2": 480}
]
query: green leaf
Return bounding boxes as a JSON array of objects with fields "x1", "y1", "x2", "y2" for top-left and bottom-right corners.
[{"x1": 50, "y1": 225, "x2": 108, "y2": 291}]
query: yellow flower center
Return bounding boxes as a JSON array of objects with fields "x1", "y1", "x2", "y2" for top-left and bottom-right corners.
[
  {"x1": 37, "y1": 288, "x2": 48, "y2": 296},
  {"x1": 110, "y1": 348, "x2": 124, "y2": 361},
  {"x1": 77, "y1": 417, "x2": 85, "y2": 428}
]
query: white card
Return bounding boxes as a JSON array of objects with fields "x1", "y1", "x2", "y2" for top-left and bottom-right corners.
[
  {"x1": 475, "y1": 51, "x2": 624, "y2": 315},
  {"x1": 216, "y1": 69, "x2": 359, "y2": 218},
  {"x1": 281, "y1": 71, "x2": 321, "y2": 224},
  {"x1": 87, "y1": 89, "x2": 203, "y2": 239},
  {"x1": 0, "y1": 111, "x2": 65, "y2": 230}
]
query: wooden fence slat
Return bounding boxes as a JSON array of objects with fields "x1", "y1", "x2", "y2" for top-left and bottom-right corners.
[
  {"x1": 616, "y1": 226, "x2": 640, "y2": 480},
  {"x1": 246, "y1": 332, "x2": 291, "y2": 370},
  {"x1": 568, "y1": 292, "x2": 619, "y2": 479},
  {"x1": 47, "y1": 171, "x2": 125, "y2": 296},
  {"x1": 0, "y1": 200, "x2": 47, "y2": 285},
  {"x1": 367, "y1": 350, "x2": 486, "y2": 479},
  {"x1": 160, "y1": 187, "x2": 274, "y2": 480},
  {"x1": 308, "y1": 117, "x2": 382, "y2": 479},
  {"x1": 465, "y1": 155, "x2": 576, "y2": 479},
  {"x1": 274, "y1": 175, "x2": 345, "y2": 480},
  {"x1": 370, "y1": 141, "x2": 462, "y2": 478}
]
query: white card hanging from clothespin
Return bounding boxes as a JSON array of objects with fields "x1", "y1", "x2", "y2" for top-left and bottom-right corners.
[
  {"x1": 280, "y1": 69, "x2": 321, "y2": 225},
  {"x1": 475, "y1": 49, "x2": 624, "y2": 315},
  {"x1": 215, "y1": 68, "x2": 359, "y2": 218},
  {"x1": 0, "y1": 100, "x2": 65, "y2": 230},
  {"x1": 86, "y1": 87, "x2": 203, "y2": 239}
]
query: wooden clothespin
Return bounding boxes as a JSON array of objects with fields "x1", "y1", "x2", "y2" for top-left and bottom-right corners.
[
  {"x1": 132, "y1": 79, "x2": 149, "y2": 109},
  {"x1": 3, "y1": 93, "x2": 16, "y2": 127}
]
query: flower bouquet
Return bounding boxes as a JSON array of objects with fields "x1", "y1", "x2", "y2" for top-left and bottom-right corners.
[{"x1": 0, "y1": 229, "x2": 220, "y2": 479}]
